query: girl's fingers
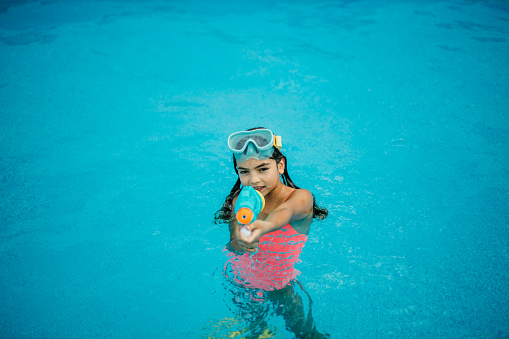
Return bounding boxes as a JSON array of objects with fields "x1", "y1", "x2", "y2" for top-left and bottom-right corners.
[
  {"x1": 241, "y1": 245, "x2": 256, "y2": 253},
  {"x1": 239, "y1": 240, "x2": 259, "y2": 252},
  {"x1": 238, "y1": 226, "x2": 255, "y2": 243},
  {"x1": 246, "y1": 228, "x2": 261, "y2": 243}
]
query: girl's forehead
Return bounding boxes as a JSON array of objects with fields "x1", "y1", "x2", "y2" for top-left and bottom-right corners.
[{"x1": 237, "y1": 158, "x2": 275, "y2": 168}]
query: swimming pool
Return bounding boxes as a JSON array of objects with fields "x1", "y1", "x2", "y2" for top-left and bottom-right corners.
[{"x1": 0, "y1": 0, "x2": 507, "y2": 337}]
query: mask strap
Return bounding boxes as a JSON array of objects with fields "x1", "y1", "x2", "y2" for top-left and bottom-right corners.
[{"x1": 273, "y1": 135, "x2": 282, "y2": 149}]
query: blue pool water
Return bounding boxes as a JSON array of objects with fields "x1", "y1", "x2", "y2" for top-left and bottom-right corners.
[{"x1": 1, "y1": 0, "x2": 508, "y2": 337}]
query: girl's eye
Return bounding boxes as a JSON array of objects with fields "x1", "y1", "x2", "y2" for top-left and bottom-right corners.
[
  {"x1": 239, "y1": 170, "x2": 248, "y2": 175},
  {"x1": 259, "y1": 168, "x2": 268, "y2": 172}
]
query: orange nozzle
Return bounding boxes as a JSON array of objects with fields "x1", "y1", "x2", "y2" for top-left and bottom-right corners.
[{"x1": 236, "y1": 207, "x2": 254, "y2": 224}]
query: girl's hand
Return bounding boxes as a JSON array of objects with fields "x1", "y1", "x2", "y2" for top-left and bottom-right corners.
[
  {"x1": 236, "y1": 224, "x2": 259, "y2": 253},
  {"x1": 236, "y1": 220, "x2": 270, "y2": 253}
]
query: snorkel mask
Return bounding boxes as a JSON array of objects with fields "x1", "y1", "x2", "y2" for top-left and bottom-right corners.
[{"x1": 228, "y1": 128, "x2": 282, "y2": 164}]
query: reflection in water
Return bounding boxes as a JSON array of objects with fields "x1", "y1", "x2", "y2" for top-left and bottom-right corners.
[{"x1": 222, "y1": 261, "x2": 329, "y2": 338}]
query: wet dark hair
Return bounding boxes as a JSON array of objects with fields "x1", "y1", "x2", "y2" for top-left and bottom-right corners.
[{"x1": 214, "y1": 128, "x2": 328, "y2": 224}]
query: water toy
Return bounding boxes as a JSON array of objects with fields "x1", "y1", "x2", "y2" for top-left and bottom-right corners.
[{"x1": 234, "y1": 186, "x2": 265, "y2": 237}]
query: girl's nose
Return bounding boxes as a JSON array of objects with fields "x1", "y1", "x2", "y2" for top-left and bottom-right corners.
[{"x1": 249, "y1": 173, "x2": 261, "y2": 185}]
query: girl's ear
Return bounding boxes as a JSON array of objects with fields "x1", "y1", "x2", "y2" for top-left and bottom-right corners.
[{"x1": 278, "y1": 158, "x2": 285, "y2": 174}]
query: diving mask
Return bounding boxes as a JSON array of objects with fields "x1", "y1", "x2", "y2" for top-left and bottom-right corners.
[{"x1": 228, "y1": 128, "x2": 282, "y2": 163}]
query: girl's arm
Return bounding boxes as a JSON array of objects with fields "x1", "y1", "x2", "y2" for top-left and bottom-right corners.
[
  {"x1": 239, "y1": 189, "x2": 314, "y2": 244},
  {"x1": 228, "y1": 220, "x2": 242, "y2": 252}
]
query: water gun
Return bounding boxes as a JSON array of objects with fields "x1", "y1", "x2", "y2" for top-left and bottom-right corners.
[{"x1": 234, "y1": 186, "x2": 265, "y2": 238}]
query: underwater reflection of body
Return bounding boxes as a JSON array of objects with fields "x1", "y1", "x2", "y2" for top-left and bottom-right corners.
[{"x1": 221, "y1": 265, "x2": 329, "y2": 338}]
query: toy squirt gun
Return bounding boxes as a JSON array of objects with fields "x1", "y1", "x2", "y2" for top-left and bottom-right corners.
[{"x1": 234, "y1": 186, "x2": 265, "y2": 238}]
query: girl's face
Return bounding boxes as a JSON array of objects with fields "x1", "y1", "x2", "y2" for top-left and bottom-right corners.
[{"x1": 237, "y1": 157, "x2": 285, "y2": 196}]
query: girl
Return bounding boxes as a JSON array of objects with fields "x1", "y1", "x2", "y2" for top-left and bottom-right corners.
[{"x1": 215, "y1": 127, "x2": 329, "y2": 338}]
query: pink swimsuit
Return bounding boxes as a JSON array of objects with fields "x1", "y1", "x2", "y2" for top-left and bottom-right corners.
[{"x1": 225, "y1": 193, "x2": 308, "y2": 291}]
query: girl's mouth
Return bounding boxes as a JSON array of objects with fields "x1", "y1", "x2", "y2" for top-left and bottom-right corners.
[{"x1": 253, "y1": 186, "x2": 264, "y2": 191}]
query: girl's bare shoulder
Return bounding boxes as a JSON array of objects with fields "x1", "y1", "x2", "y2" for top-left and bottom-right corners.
[{"x1": 286, "y1": 188, "x2": 313, "y2": 202}]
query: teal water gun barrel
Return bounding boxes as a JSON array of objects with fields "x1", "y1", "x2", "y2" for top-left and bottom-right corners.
[{"x1": 234, "y1": 186, "x2": 265, "y2": 237}]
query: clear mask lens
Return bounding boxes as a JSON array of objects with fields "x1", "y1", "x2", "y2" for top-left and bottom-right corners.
[{"x1": 234, "y1": 143, "x2": 274, "y2": 163}]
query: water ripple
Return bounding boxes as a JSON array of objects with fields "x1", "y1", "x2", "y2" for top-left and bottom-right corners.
[{"x1": 0, "y1": 30, "x2": 57, "y2": 45}]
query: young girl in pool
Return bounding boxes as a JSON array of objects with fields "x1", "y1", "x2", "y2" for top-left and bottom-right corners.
[{"x1": 215, "y1": 127, "x2": 328, "y2": 337}]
